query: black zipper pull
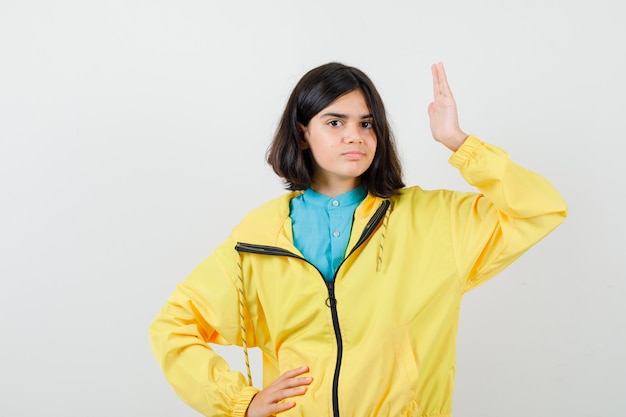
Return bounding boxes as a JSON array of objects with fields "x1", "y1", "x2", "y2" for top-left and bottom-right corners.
[{"x1": 326, "y1": 281, "x2": 337, "y2": 308}]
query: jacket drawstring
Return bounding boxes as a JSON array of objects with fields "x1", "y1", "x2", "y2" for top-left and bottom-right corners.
[
  {"x1": 236, "y1": 252, "x2": 253, "y2": 386},
  {"x1": 377, "y1": 202, "x2": 391, "y2": 272}
]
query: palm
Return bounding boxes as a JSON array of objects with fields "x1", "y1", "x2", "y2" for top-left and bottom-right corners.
[{"x1": 427, "y1": 62, "x2": 466, "y2": 151}]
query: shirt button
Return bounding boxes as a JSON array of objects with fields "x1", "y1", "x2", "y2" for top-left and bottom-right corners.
[
  {"x1": 331, "y1": 200, "x2": 339, "y2": 207},
  {"x1": 333, "y1": 230, "x2": 340, "y2": 237}
]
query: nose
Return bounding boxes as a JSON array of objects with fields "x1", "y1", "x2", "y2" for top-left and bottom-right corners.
[{"x1": 344, "y1": 123, "x2": 363, "y2": 143}]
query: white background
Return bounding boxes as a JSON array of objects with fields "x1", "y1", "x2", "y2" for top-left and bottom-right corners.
[{"x1": 1, "y1": 1, "x2": 624, "y2": 416}]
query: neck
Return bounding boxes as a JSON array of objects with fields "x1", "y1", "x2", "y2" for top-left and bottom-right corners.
[{"x1": 311, "y1": 179, "x2": 361, "y2": 197}]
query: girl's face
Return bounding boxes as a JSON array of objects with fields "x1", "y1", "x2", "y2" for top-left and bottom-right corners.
[{"x1": 301, "y1": 89, "x2": 377, "y2": 196}]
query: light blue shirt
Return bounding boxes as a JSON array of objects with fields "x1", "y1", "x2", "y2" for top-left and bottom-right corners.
[{"x1": 289, "y1": 185, "x2": 367, "y2": 282}]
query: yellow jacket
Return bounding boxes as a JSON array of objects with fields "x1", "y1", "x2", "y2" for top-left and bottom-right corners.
[{"x1": 149, "y1": 136, "x2": 567, "y2": 417}]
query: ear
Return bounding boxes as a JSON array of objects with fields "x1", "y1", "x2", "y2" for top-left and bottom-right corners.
[{"x1": 298, "y1": 123, "x2": 309, "y2": 149}]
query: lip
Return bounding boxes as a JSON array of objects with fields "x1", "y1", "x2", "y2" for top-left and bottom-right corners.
[{"x1": 341, "y1": 151, "x2": 366, "y2": 159}]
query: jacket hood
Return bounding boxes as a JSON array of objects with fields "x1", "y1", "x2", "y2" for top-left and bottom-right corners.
[{"x1": 229, "y1": 192, "x2": 301, "y2": 246}]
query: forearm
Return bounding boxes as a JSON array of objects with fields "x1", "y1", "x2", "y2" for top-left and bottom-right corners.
[
  {"x1": 149, "y1": 251, "x2": 260, "y2": 416},
  {"x1": 448, "y1": 135, "x2": 567, "y2": 290},
  {"x1": 149, "y1": 296, "x2": 259, "y2": 416},
  {"x1": 449, "y1": 135, "x2": 567, "y2": 219}
]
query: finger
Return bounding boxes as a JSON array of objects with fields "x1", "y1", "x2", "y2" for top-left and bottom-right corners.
[
  {"x1": 282, "y1": 376, "x2": 313, "y2": 389},
  {"x1": 266, "y1": 377, "x2": 312, "y2": 402},
  {"x1": 270, "y1": 401, "x2": 296, "y2": 415},
  {"x1": 283, "y1": 366, "x2": 309, "y2": 377},
  {"x1": 281, "y1": 385, "x2": 309, "y2": 399},
  {"x1": 278, "y1": 366, "x2": 310, "y2": 381},
  {"x1": 437, "y1": 62, "x2": 453, "y2": 98},
  {"x1": 265, "y1": 370, "x2": 312, "y2": 400},
  {"x1": 265, "y1": 386, "x2": 308, "y2": 405},
  {"x1": 257, "y1": 366, "x2": 312, "y2": 405},
  {"x1": 431, "y1": 63, "x2": 440, "y2": 97}
]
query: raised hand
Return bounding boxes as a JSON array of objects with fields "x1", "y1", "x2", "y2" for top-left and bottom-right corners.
[
  {"x1": 427, "y1": 62, "x2": 468, "y2": 152},
  {"x1": 245, "y1": 366, "x2": 313, "y2": 417}
]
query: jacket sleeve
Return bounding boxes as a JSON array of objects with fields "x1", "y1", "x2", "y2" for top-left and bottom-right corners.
[
  {"x1": 447, "y1": 135, "x2": 568, "y2": 292},
  {"x1": 148, "y1": 239, "x2": 259, "y2": 416}
]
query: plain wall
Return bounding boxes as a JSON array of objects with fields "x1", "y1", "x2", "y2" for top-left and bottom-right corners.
[{"x1": 1, "y1": 1, "x2": 624, "y2": 416}]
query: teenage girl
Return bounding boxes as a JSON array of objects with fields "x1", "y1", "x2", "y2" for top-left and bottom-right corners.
[{"x1": 150, "y1": 62, "x2": 567, "y2": 417}]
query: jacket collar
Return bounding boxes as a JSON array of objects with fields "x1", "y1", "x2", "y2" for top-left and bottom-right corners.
[{"x1": 230, "y1": 192, "x2": 385, "y2": 250}]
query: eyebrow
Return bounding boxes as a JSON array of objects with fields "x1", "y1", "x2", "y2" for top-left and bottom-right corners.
[{"x1": 321, "y1": 112, "x2": 373, "y2": 119}]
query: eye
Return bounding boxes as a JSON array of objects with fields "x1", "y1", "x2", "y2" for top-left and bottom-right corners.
[
  {"x1": 361, "y1": 121, "x2": 374, "y2": 129},
  {"x1": 328, "y1": 120, "x2": 343, "y2": 127}
]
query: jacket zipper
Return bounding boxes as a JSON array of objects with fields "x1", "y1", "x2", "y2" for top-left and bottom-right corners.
[{"x1": 235, "y1": 199, "x2": 390, "y2": 417}]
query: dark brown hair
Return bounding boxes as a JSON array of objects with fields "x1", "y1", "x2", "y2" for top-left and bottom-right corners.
[{"x1": 267, "y1": 62, "x2": 404, "y2": 197}]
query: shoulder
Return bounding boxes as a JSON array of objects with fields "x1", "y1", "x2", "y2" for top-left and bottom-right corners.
[
  {"x1": 390, "y1": 185, "x2": 453, "y2": 203},
  {"x1": 229, "y1": 191, "x2": 301, "y2": 244},
  {"x1": 389, "y1": 186, "x2": 477, "y2": 211}
]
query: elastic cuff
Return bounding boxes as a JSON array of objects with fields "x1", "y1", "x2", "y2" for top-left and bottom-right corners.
[
  {"x1": 448, "y1": 135, "x2": 482, "y2": 168},
  {"x1": 231, "y1": 386, "x2": 260, "y2": 417}
]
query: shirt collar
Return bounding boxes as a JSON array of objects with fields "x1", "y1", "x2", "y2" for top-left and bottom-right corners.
[{"x1": 303, "y1": 184, "x2": 367, "y2": 208}]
